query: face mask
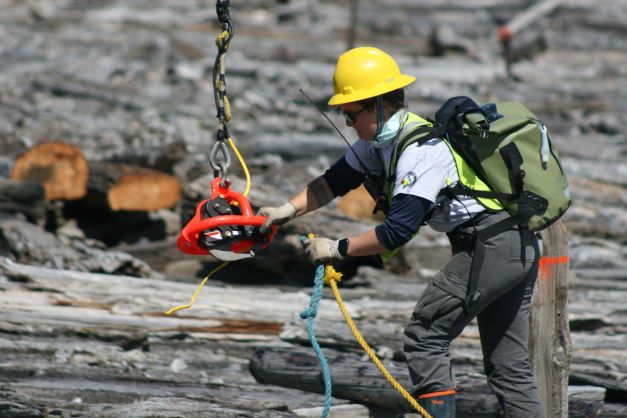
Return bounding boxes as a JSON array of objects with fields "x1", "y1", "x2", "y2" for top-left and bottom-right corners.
[{"x1": 373, "y1": 109, "x2": 406, "y2": 149}]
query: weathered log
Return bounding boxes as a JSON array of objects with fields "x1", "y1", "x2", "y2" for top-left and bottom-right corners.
[
  {"x1": 0, "y1": 179, "x2": 46, "y2": 224},
  {"x1": 32, "y1": 75, "x2": 146, "y2": 110},
  {"x1": 85, "y1": 162, "x2": 181, "y2": 211},
  {"x1": 0, "y1": 256, "x2": 341, "y2": 324},
  {"x1": 497, "y1": 0, "x2": 563, "y2": 76},
  {"x1": 108, "y1": 141, "x2": 187, "y2": 174},
  {"x1": 250, "y1": 345, "x2": 616, "y2": 417},
  {"x1": 529, "y1": 220, "x2": 572, "y2": 417},
  {"x1": 0, "y1": 218, "x2": 153, "y2": 276},
  {"x1": 499, "y1": 0, "x2": 563, "y2": 40},
  {"x1": 250, "y1": 346, "x2": 420, "y2": 412},
  {"x1": 10, "y1": 141, "x2": 88, "y2": 201}
]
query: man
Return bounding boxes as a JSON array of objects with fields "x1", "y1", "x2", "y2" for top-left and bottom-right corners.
[{"x1": 259, "y1": 46, "x2": 543, "y2": 418}]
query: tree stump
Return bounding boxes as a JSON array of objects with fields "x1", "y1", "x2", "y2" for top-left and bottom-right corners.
[
  {"x1": 86, "y1": 162, "x2": 181, "y2": 211},
  {"x1": 11, "y1": 141, "x2": 88, "y2": 201},
  {"x1": 529, "y1": 220, "x2": 572, "y2": 418}
]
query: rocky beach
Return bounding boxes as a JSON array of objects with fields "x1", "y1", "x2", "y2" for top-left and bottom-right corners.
[{"x1": 0, "y1": 0, "x2": 625, "y2": 417}]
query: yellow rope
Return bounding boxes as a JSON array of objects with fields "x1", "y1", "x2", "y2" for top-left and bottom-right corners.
[
  {"x1": 164, "y1": 261, "x2": 229, "y2": 315},
  {"x1": 323, "y1": 265, "x2": 432, "y2": 418},
  {"x1": 228, "y1": 137, "x2": 251, "y2": 197},
  {"x1": 215, "y1": 30, "x2": 231, "y2": 49},
  {"x1": 223, "y1": 95, "x2": 232, "y2": 122}
]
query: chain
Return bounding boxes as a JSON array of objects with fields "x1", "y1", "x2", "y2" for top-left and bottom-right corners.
[{"x1": 210, "y1": 0, "x2": 234, "y2": 185}]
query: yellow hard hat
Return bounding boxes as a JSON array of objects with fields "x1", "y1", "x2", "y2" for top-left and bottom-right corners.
[{"x1": 328, "y1": 47, "x2": 416, "y2": 106}]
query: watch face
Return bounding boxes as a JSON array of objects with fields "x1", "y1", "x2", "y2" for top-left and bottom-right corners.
[{"x1": 338, "y1": 238, "x2": 349, "y2": 257}]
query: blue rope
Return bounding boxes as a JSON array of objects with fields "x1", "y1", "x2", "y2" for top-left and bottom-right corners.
[{"x1": 300, "y1": 263, "x2": 332, "y2": 418}]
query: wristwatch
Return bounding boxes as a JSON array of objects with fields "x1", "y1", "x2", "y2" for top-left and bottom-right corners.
[{"x1": 337, "y1": 238, "x2": 350, "y2": 258}]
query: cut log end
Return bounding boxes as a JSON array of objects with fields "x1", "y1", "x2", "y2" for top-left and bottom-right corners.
[
  {"x1": 107, "y1": 169, "x2": 181, "y2": 211},
  {"x1": 11, "y1": 141, "x2": 88, "y2": 201},
  {"x1": 337, "y1": 185, "x2": 385, "y2": 222}
]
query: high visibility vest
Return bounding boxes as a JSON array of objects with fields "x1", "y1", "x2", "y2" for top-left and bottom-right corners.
[
  {"x1": 378, "y1": 113, "x2": 503, "y2": 263},
  {"x1": 386, "y1": 114, "x2": 504, "y2": 212}
]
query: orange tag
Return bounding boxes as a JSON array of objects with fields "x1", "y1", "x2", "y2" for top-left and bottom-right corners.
[{"x1": 539, "y1": 256, "x2": 569, "y2": 279}]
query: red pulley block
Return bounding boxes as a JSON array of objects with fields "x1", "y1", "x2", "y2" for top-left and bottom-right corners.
[{"x1": 177, "y1": 177, "x2": 277, "y2": 261}]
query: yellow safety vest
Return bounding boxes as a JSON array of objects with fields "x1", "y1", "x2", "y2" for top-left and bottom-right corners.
[{"x1": 379, "y1": 113, "x2": 503, "y2": 262}]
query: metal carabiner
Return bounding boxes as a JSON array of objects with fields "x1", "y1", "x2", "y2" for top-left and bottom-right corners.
[{"x1": 210, "y1": 141, "x2": 231, "y2": 178}]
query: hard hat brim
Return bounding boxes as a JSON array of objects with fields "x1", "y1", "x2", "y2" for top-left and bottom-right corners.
[{"x1": 327, "y1": 74, "x2": 416, "y2": 106}]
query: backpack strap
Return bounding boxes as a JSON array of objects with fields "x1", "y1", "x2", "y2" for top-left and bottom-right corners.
[
  {"x1": 387, "y1": 124, "x2": 444, "y2": 183},
  {"x1": 464, "y1": 211, "x2": 533, "y2": 312},
  {"x1": 499, "y1": 142, "x2": 525, "y2": 198}
]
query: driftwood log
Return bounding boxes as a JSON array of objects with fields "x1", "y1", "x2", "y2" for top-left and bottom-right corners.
[
  {"x1": 530, "y1": 221, "x2": 572, "y2": 418},
  {"x1": 250, "y1": 345, "x2": 608, "y2": 418},
  {"x1": 0, "y1": 179, "x2": 46, "y2": 224},
  {"x1": 85, "y1": 162, "x2": 181, "y2": 211},
  {"x1": 0, "y1": 217, "x2": 153, "y2": 277},
  {"x1": 10, "y1": 141, "x2": 88, "y2": 201},
  {"x1": 0, "y1": 257, "x2": 340, "y2": 417}
]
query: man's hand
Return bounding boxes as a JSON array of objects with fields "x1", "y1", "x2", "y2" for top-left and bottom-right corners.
[
  {"x1": 303, "y1": 237, "x2": 345, "y2": 264},
  {"x1": 258, "y1": 202, "x2": 296, "y2": 233}
]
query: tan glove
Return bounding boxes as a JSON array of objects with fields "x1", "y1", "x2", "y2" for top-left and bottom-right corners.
[
  {"x1": 258, "y1": 202, "x2": 296, "y2": 233},
  {"x1": 303, "y1": 237, "x2": 345, "y2": 264}
]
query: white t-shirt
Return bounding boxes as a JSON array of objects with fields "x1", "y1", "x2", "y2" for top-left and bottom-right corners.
[{"x1": 344, "y1": 116, "x2": 486, "y2": 232}]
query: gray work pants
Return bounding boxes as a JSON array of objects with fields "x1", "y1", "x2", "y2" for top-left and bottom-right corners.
[{"x1": 403, "y1": 212, "x2": 544, "y2": 418}]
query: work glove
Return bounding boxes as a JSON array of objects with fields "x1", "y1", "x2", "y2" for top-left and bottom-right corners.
[
  {"x1": 258, "y1": 202, "x2": 296, "y2": 233},
  {"x1": 303, "y1": 237, "x2": 345, "y2": 264}
]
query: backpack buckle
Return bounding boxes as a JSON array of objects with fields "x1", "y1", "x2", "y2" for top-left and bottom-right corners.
[{"x1": 478, "y1": 120, "x2": 490, "y2": 139}]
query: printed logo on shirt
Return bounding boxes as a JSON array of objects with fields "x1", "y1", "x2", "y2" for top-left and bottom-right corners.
[{"x1": 401, "y1": 172, "x2": 417, "y2": 188}]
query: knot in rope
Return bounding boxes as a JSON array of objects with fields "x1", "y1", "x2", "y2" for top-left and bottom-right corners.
[{"x1": 215, "y1": 30, "x2": 232, "y2": 52}]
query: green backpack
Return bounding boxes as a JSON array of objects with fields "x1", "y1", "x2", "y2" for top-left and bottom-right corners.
[{"x1": 397, "y1": 96, "x2": 572, "y2": 232}]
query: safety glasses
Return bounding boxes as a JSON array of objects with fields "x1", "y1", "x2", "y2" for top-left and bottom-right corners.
[{"x1": 342, "y1": 106, "x2": 368, "y2": 125}]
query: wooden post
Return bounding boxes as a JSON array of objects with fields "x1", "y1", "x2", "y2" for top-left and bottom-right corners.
[
  {"x1": 498, "y1": 0, "x2": 562, "y2": 78},
  {"x1": 529, "y1": 220, "x2": 572, "y2": 418}
]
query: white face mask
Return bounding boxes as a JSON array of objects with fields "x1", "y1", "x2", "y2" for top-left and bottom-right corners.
[{"x1": 373, "y1": 109, "x2": 406, "y2": 149}]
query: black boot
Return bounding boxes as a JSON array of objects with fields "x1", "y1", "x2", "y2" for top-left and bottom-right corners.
[{"x1": 417, "y1": 390, "x2": 456, "y2": 418}]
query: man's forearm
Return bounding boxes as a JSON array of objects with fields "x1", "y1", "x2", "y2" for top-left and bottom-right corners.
[{"x1": 290, "y1": 176, "x2": 335, "y2": 217}]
